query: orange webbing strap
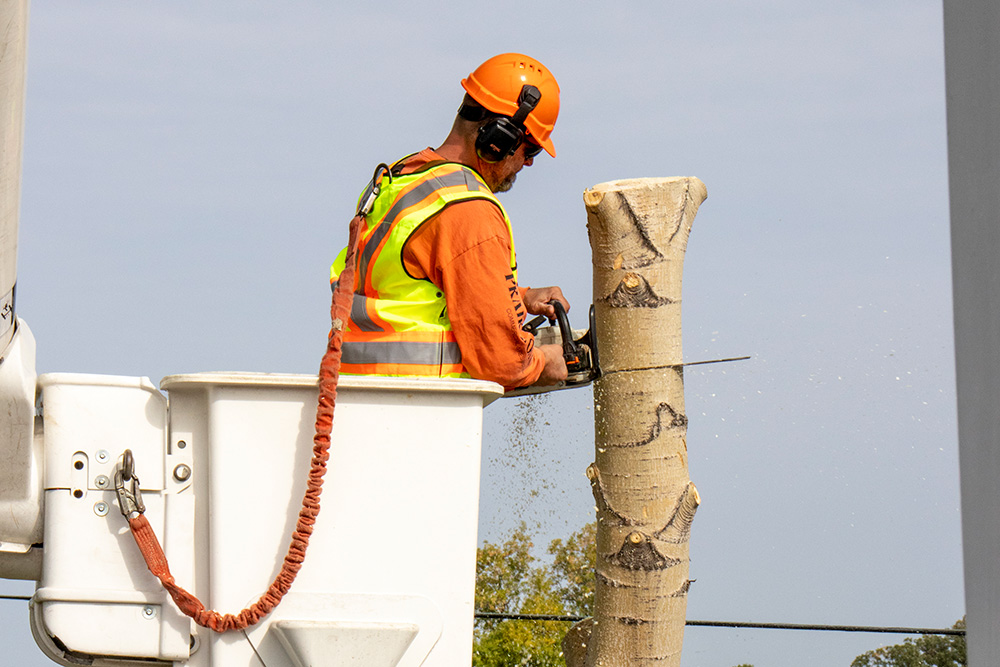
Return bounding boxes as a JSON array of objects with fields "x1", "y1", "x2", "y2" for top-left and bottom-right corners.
[{"x1": 125, "y1": 214, "x2": 364, "y2": 632}]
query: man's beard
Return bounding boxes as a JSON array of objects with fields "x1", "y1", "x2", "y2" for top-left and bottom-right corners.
[{"x1": 491, "y1": 172, "x2": 516, "y2": 193}]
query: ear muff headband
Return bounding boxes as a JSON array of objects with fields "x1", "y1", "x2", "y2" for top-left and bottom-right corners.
[{"x1": 475, "y1": 84, "x2": 542, "y2": 163}]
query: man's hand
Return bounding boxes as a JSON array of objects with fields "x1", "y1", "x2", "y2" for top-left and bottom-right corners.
[
  {"x1": 534, "y1": 344, "x2": 569, "y2": 386},
  {"x1": 523, "y1": 286, "x2": 570, "y2": 320}
]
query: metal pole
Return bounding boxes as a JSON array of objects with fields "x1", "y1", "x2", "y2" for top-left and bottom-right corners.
[
  {"x1": 944, "y1": 1, "x2": 1000, "y2": 664},
  {"x1": 0, "y1": 0, "x2": 28, "y2": 354}
]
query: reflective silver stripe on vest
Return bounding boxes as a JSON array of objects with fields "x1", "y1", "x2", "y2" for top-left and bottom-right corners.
[
  {"x1": 341, "y1": 340, "x2": 462, "y2": 366},
  {"x1": 463, "y1": 168, "x2": 484, "y2": 191},
  {"x1": 331, "y1": 280, "x2": 385, "y2": 332},
  {"x1": 357, "y1": 168, "x2": 485, "y2": 285},
  {"x1": 351, "y1": 293, "x2": 383, "y2": 332}
]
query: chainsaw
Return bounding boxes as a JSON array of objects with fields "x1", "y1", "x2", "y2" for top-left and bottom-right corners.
[{"x1": 503, "y1": 301, "x2": 602, "y2": 397}]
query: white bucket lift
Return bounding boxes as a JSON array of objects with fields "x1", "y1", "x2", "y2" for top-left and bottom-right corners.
[{"x1": 18, "y1": 370, "x2": 501, "y2": 666}]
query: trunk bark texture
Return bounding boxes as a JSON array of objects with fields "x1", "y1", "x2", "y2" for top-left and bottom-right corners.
[{"x1": 565, "y1": 177, "x2": 707, "y2": 667}]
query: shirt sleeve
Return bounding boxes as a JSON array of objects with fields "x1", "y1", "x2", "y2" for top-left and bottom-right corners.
[{"x1": 403, "y1": 199, "x2": 545, "y2": 390}]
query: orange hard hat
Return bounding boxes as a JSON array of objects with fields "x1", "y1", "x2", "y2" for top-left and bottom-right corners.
[{"x1": 461, "y1": 53, "x2": 560, "y2": 158}]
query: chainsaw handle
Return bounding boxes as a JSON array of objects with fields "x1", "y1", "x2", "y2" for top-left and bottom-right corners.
[{"x1": 551, "y1": 301, "x2": 581, "y2": 369}]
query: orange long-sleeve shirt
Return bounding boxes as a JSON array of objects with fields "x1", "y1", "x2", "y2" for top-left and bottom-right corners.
[{"x1": 396, "y1": 149, "x2": 545, "y2": 389}]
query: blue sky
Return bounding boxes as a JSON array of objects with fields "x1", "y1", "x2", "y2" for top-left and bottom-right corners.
[{"x1": 1, "y1": 2, "x2": 959, "y2": 666}]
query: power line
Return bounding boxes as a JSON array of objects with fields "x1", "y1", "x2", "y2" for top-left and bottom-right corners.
[
  {"x1": 473, "y1": 612, "x2": 965, "y2": 636},
  {"x1": 1, "y1": 596, "x2": 964, "y2": 637}
]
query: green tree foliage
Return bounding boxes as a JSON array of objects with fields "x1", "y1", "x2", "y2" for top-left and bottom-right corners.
[
  {"x1": 851, "y1": 619, "x2": 966, "y2": 667},
  {"x1": 548, "y1": 522, "x2": 596, "y2": 618},
  {"x1": 473, "y1": 522, "x2": 596, "y2": 667}
]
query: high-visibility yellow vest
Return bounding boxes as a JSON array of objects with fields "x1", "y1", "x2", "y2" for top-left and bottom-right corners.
[{"x1": 330, "y1": 159, "x2": 517, "y2": 378}]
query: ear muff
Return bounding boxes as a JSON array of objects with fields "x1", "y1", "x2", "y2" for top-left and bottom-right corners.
[{"x1": 474, "y1": 85, "x2": 541, "y2": 163}]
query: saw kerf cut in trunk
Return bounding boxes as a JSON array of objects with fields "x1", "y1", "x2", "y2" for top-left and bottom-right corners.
[{"x1": 565, "y1": 177, "x2": 707, "y2": 667}]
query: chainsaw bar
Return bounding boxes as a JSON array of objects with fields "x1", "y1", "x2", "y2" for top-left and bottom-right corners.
[{"x1": 601, "y1": 355, "x2": 751, "y2": 376}]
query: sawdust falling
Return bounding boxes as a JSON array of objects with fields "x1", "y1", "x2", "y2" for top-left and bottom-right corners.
[
  {"x1": 481, "y1": 392, "x2": 595, "y2": 543},
  {"x1": 486, "y1": 393, "x2": 554, "y2": 535}
]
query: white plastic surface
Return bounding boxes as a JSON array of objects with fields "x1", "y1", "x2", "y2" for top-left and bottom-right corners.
[
  {"x1": 160, "y1": 372, "x2": 500, "y2": 667},
  {"x1": 273, "y1": 619, "x2": 418, "y2": 667},
  {"x1": 31, "y1": 372, "x2": 191, "y2": 664},
  {"x1": 0, "y1": 321, "x2": 41, "y2": 563},
  {"x1": 24, "y1": 371, "x2": 498, "y2": 666}
]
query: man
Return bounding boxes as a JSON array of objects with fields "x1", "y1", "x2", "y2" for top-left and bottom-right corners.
[{"x1": 331, "y1": 53, "x2": 569, "y2": 391}]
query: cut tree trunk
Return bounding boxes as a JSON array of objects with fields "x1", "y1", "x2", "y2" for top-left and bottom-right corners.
[{"x1": 564, "y1": 177, "x2": 708, "y2": 667}]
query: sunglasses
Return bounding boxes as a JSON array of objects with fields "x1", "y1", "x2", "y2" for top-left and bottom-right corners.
[{"x1": 523, "y1": 138, "x2": 544, "y2": 159}]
